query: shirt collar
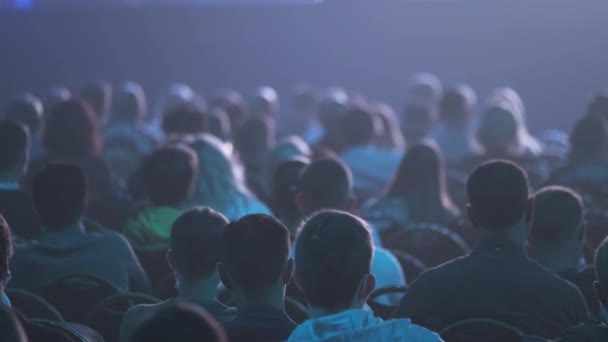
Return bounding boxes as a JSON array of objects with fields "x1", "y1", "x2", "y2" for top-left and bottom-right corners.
[{"x1": 474, "y1": 238, "x2": 527, "y2": 256}]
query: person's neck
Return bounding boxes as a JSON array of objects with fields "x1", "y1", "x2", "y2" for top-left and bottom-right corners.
[
  {"x1": 232, "y1": 284, "x2": 286, "y2": 312},
  {"x1": 176, "y1": 275, "x2": 219, "y2": 302},
  {"x1": 477, "y1": 223, "x2": 527, "y2": 249},
  {"x1": 308, "y1": 305, "x2": 358, "y2": 319},
  {"x1": 533, "y1": 248, "x2": 580, "y2": 273}
]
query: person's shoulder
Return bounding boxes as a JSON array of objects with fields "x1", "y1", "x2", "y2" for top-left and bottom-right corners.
[
  {"x1": 527, "y1": 259, "x2": 587, "y2": 297},
  {"x1": 382, "y1": 318, "x2": 444, "y2": 341}
]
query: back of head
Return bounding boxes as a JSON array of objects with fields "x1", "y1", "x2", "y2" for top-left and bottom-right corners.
[
  {"x1": 389, "y1": 142, "x2": 443, "y2": 199},
  {"x1": 0, "y1": 120, "x2": 29, "y2": 172},
  {"x1": 43, "y1": 99, "x2": 101, "y2": 159},
  {"x1": 234, "y1": 116, "x2": 273, "y2": 158},
  {"x1": 0, "y1": 214, "x2": 13, "y2": 286},
  {"x1": 318, "y1": 89, "x2": 348, "y2": 132},
  {"x1": 250, "y1": 86, "x2": 279, "y2": 118},
  {"x1": 171, "y1": 207, "x2": 228, "y2": 281},
  {"x1": 131, "y1": 301, "x2": 227, "y2": 342},
  {"x1": 467, "y1": 160, "x2": 529, "y2": 231},
  {"x1": 341, "y1": 105, "x2": 379, "y2": 148},
  {"x1": 112, "y1": 81, "x2": 146, "y2": 123},
  {"x1": 0, "y1": 306, "x2": 27, "y2": 342},
  {"x1": 300, "y1": 158, "x2": 352, "y2": 213},
  {"x1": 33, "y1": 163, "x2": 86, "y2": 231},
  {"x1": 80, "y1": 81, "x2": 112, "y2": 118},
  {"x1": 439, "y1": 84, "x2": 477, "y2": 124},
  {"x1": 5, "y1": 94, "x2": 43, "y2": 134},
  {"x1": 586, "y1": 90, "x2": 608, "y2": 120},
  {"x1": 477, "y1": 104, "x2": 519, "y2": 154},
  {"x1": 207, "y1": 108, "x2": 231, "y2": 142},
  {"x1": 140, "y1": 144, "x2": 198, "y2": 207},
  {"x1": 271, "y1": 158, "x2": 309, "y2": 223},
  {"x1": 162, "y1": 103, "x2": 207, "y2": 136},
  {"x1": 529, "y1": 186, "x2": 584, "y2": 247},
  {"x1": 402, "y1": 105, "x2": 435, "y2": 143},
  {"x1": 409, "y1": 72, "x2": 443, "y2": 108},
  {"x1": 210, "y1": 89, "x2": 249, "y2": 130},
  {"x1": 570, "y1": 115, "x2": 607, "y2": 156},
  {"x1": 221, "y1": 214, "x2": 290, "y2": 293},
  {"x1": 373, "y1": 103, "x2": 405, "y2": 150},
  {"x1": 292, "y1": 84, "x2": 317, "y2": 113},
  {"x1": 295, "y1": 210, "x2": 373, "y2": 311}
]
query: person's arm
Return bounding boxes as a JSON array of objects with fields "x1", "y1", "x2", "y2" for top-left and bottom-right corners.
[{"x1": 116, "y1": 234, "x2": 152, "y2": 294}]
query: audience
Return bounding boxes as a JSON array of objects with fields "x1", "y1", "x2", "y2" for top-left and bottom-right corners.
[
  {"x1": 339, "y1": 104, "x2": 402, "y2": 199},
  {"x1": 395, "y1": 160, "x2": 589, "y2": 338},
  {"x1": 161, "y1": 103, "x2": 207, "y2": 137},
  {"x1": 529, "y1": 186, "x2": 599, "y2": 316},
  {"x1": 0, "y1": 213, "x2": 13, "y2": 307},
  {"x1": 271, "y1": 158, "x2": 309, "y2": 237},
  {"x1": 0, "y1": 120, "x2": 41, "y2": 239},
  {"x1": 250, "y1": 86, "x2": 280, "y2": 120},
  {"x1": 210, "y1": 88, "x2": 249, "y2": 134},
  {"x1": 402, "y1": 104, "x2": 436, "y2": 146},
  {"x1": 374, "y1": 103, "x2": 405, "y2": 150},
  {"x1": 187, "y1": 134, "x2": 270, "y2": 221},
  {"x1": 363, "y1": 142, "x2": 460, "y2": 231},
  {"x1": 288, "y1": 210, "x2": 443, "y2": 341},
  {"x1": 290, "y1": 84, "x2": 321, "y2": 145},
  {"x1": 219, "y1": 214, "x2": 297, "y2": 342},
  {"x1": 408, "y1": 72, "x2": 443, "y2": 109},
  {"x1": 298, "y1": 158, "x2": 406, "y2": 305},
  {"x1": 431, "y1": 84, "x2": 479, "y2": 163},
  {"x1": 130, "y1": 302, "x2": 228, "y2": 342},
  {"x1": 207, "y1": 107, "x2": 232, "y2": 142},
  {"x1": 80, "y1": 81, "x2": 113, "y2": 122},
  {"x1": 120, "y1": 207, "x2": 235, "y2": 342},
  {"x1": 4, "y1": 94, "x2": 45, "y2": 160},
  {"x1": 11, "y1": 163, "x2": 150, "y2": 293},
  {"x1": 315, "y1": 88, "x2": 349, "y2": 154}
]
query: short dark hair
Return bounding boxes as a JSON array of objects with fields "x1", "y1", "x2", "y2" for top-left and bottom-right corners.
[
  {"x1": 131, "y1": 301, "x2": 227, "y2": 342},
  {"x1": 33, "y1": 163, "x2": 86, "y2": 231},
  {"x1": 0, "y1": 214, "x2": 13, "y2": 283},
  {"x1": 162, "y1": 103, "x2": 207, "y2": 136},
  {"x1": 300, "y1": 158, "x2": 352, "y2": 213},
  {"x1": 439, "y1": 85, "x2": 475, "y2": 123},
  {"x1": 112, "y1": 82, "x2": 146, "y2": 123},
  {"x1": 570, "y1": 115, "x2": 607, "y2": 155},
  {"x1": 80, "y1": 81, "x2": 112, "y2": 117},
  {"x1": 0, "y1": 120, "x2": 29, "y2": 171},
  {"x1": 271, "y1": 159, "x2": 309, "y2": 222},
  {"x1": 341, "y1": 105, "x2": 378, "y2": 147},
  {"x1": 221, "y1": 214, "x2": 290, "y2": 292},
  {"x1": 295, "y1": 210, "x2": 373, "y2": 310},
  {"x1": 4, "y1": 94, "x2": 43, "y2": 134},
  {"x1": 171, "y1": 207, "x2": 228, "y2": 280},
  {"x1": 467, "y1": 160, "x2": 529, "y2": 230},
  {"x1": 586, "y1": 90, "x2": 608, "y2": 120},
  {"x1": 140, "y1": 145, "x2": 198, "y2": 206},
  {"x1": 43, "y1": 99, "x2": 101, "y2": 159},
  {"x1": 529, "y1": 186, "x2": 584, "y2": 244},
  {"x1": 234, "y1": 116, "x2": 273, "y2": 157}
]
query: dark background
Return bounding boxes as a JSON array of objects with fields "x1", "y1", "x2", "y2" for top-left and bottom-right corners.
[{"x1": 1, "y1": 0, "x2": 606, "y2": 131}]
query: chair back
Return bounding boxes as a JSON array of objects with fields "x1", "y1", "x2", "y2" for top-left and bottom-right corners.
[
  {"x1": 440, "y1": 318, "x2": 524, "y2": 342},
  {"x1": 39, "y1": 274, "x2": 120, "y2": 323},
  {"x1": 5, "y1": 288, "x2": 64, "y2": 321},
  {"x1": 86, "y1": 292, "x2": 160, "y2": 342},
  {"x1": 367, "y1": 286, "x2": 406, "y2": 319}
]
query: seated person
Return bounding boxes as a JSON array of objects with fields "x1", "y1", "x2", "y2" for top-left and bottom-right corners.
[
  {"x1": 287, "y1": 210, "x2": 443, "y2": 341},
  {"x1": 395, "y1": 160, "x2": 589, "y2": 338},
  {"x1": 298, "y1": 158, "x2": 405, "y2": 305},
  {"x1": 270, "y1": 158, "x2": 310, "y2": 238},
  {"x1": 555, "y1": 236, "x2": 608, "y2": 342},
  {"x1": 219, "y1": 214, "x2": 297, "y2": 342},
  {"x1": 0, "y1": 120, "x2": 41, "y2": 239},
  {"x1": 529, "y1": 186, "x2": 599, "y2": 316},
  {"x1": 4, "y1": 94, "x2": 45, "y2": 161},
  {"x1": 0, "y1": 305, "x2": 27, "y2": 342},
  {"x1": 338, "y1": 104, "x2": 402, "y2": 199},
  {"x1": 10, "y1": 163, "x2": 149, "y2": 293},
  {"x1": 130, "y1": 302, "x2": 227, "y2": 342},
  {"x1": 120, "y1": 207, "x2": 235, "y2": 342}
]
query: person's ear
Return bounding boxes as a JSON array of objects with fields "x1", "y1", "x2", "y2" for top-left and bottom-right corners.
[
  {"x1": 594, "y1": 281, "x2": 608, "y2": 309},
  {"x1": 166, "y1": 249, "x2": 176, "y2": 271},
  {"x1": 217, "y1": 262, "x2": 232, "y2": 290},
  {"x1": 283, "y1": 258, "x2": 294, "y2": 285}
]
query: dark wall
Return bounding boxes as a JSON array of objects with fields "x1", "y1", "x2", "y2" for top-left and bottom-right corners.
[{"x1": 1, "y1": 0, "x2": 607, "y2": 131}]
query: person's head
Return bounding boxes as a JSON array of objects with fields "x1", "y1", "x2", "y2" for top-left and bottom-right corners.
[
  {"x1": 250, "y1": 86, "x2": 279, "y2": 119},
  {"x1": 408, "y1": 72, "x2": 443, "y2": 108},
  {"x1": 318, "y1": 88, "x2": 349, "y2": 151},
  {"x1": 140, "y1": 144, "x2": 198, "y2": 207},
  {"x1": 131, "y1": 301, "x2": 227, "y2": 342},
  {"x1": 0, "y1": 214, "x2": 13, "y2": 293},
  {"x1": 162, "y1": 103, "x2": 207, "y2": 137},
  {"x1": 341, "y1": 105, "x2": 380, "y2": 148},
  {"x1": 569, "y1": 115, "x2": 607, "y2": 157},
  {"x1": 0, "y1": 305, "x2": 27, "y2": 342},
  {"x1": 207, "y1": 108, "x2": 231, "y2": 142},
  {"x1": 402, "y1": 104, "x2": 435, "y2": 144},
  {"x1": 80, "y1": 81, "x2": 112, "y2": 119},
  {"x1": 218, "y1": 214, "x2": 292, "y2": 304},
  {"x1": 5, "y1": 93, "x2": 44, "y2": 135},
  {"x1": 234, "y1": 116, "x2": 274, "y2": 159},
  {"x1": 111, "y1": 81, "x2": 147, "y2": 123},
  {"x1": 155, "y1": 83, "x2": 196, "y2": 120},
  {"x1": 33, "y1": 163, "x2": 86, "y2": 232},
  {"x1": 529, "y1": 186, "x2": 584, "y2": 263},
  {"x1": 210, "y1": 89, "x2": 249, "y2": 132},
  {"x1": 168, "y1": 207, "x2": 228, "y2": 284},
  {"x1": 299, "y1": 158, "x2": 353, "y2": 214},
  {"x1": 586, "y1": 90, "x2": 608, "y2": 120},
  {"x1": 271, "y1": 158, "x2": 310, "y2": 234},
  {"x1": 292, "y1": 84, "x2": 317, "y2": 115},
  {"x1": 477, "y1": 104, "x2": 519, "y2": 156},
  {"x1": 0, "y1": 120, "x2": 29, "y2": 177},
  {"x1": 295, "y1": 210, "x2": 375, "y2": 314},
  {"x1": 466, "y1": 160, "x2": 531, "y2": 241},
  {"x1": 439, "y1": 84, "x2": 477, "y2": 125},
  {"x1": 373, "y1": 103, "x2": 405, "y2": 150},
  {"x1": 42, "y1": 99, "x2": 101, "y2": 159}
]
